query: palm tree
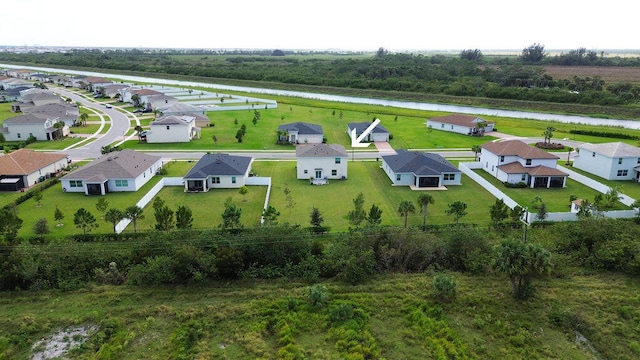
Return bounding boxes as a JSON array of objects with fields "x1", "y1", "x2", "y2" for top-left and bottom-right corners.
[
  {"x1": 53, "y1": 121, "x2": 65, "y2": 139},
  {"x1": 124, "y1": 205, "x2": 144, "y2": 233},
  {"x1": 104, "y1": 208, "x2": 124, "y2": 233},
  {"x1": 397, "y1": 200, "x2": 416, "y2": 228},
  {"x1": 79, "y1": 113, "x2": 89, "y2": 127},
  {"x1": 471, "y1": 145, "x2": 482, "y2": 161},
  {"x1": 134, "y1": 125, "x2": 144, "y2": 142},
  {"x1": 416, "y1": 193, "x2": 435, "y2": 230}
]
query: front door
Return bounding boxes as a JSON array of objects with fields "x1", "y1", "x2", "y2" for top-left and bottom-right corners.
[{"x1": 315, "y1": 170, "x2": 322, "y2": 179}]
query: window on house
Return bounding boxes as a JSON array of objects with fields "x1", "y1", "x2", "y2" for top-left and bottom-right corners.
[
  {"x1": 521, "y1": 174, "x2": 526, "y2": 181},
  {"x1": 618, "y1": 158, "x2": 623, "y2": 164},
  {"x1": 444, "y1": 173, "x2": 455, "y2": 180},
  {"x1": 211, "y1": 177, "x2": 220, "y2": 184},
  {"x1": 592, "y1": 152, "x2": 596, "y2": 157},
  {"x1": 115, "y1": 180, "x2": 128, "y2": 187},
  {"x1": 451, "y1": 125, "x2": 454, "y2": 129},
  {"x1": 526, "y1": 159, "x2": 532, "y2": 165},
  {"x1": 17, "y1": 133, "x2": 21, "y2": 139},
  {"x1": 396, "y1": 174, "x2": 401, "y2": 181},
  {"x1": 500, "y1": 156, "x2": 505, "y2": 162},
  {"x1": 440, "y1": 123, "x2": 444, "y2": 128},
  {"x1": 335, "y1": 157, "x2": 341, "y2": 164},
  {"x1": 69, "y1": 180, "x2": 83, "y2": 187},
  {"x1": 304, "y1": 170, "x2": 308, "y2": 174},
  {"x1": 617, "y1": 170, "x2": 629, "y2": 176},
  {"x1": 637, "y1": 158, "x2": 640, "y2": 164},
  {"x1": 166, "y1": 125, "x2": 170, "y2": 130},
  {"x1": 231, "y1": 176, "x2": 236, "y2": 184},
  {"x1": 332, "y1": 169, "x2": 337, "y2": 176}
]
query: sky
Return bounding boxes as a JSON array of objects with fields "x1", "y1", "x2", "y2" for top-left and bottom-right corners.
[{"x1": 3, "y1": 0, "x2": 638, "y2": 52}]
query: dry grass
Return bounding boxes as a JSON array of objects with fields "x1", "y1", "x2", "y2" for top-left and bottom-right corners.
[{"x1": 542, "y1": 65, "x2": 640, "y2": 84}]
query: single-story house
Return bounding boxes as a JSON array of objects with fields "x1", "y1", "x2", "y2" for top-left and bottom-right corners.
[
  {"x1": 381, "y1": 150, "x2": 461, "y2": 188},
  {"x1": 426, "y1": 114, "x2": 494, "y2": 136},
  {"x1": 0, "y1": 149, "x2": 69, "y2": 191},
  {"x1": 183, "y1": 153, "x2": 252, "y2": 192},
  {"x1": 2, "y1": 113, "x2": 70, "y2": 141},
  {"x1": 278, "y1": 122, "x2": 324, "y2": 144},
  {"x1": 481, "y1": 140, "x2": 568, "y2": 188},
  {"x1": 573, "y1": 142, "x2": 640, "y2": 181},
  {"x1": 296, "y1": 143, "x2": 348, "y2": 181},
  {"x1": 146, "y1": 115, "x2": 201, "y2": 143},
  {"x1": 60, "y1": 149, "x2": 163, "y2": 195},
  {"x1": 347, "y1": 121, "x2": 390, "y2": 142}
]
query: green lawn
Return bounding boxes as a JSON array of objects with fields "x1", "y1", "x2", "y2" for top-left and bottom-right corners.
[
  {"x1": 472, "y1": 169, "x2": 629, "y2": 212},
  {"x1": 251, "y1": 160, "x2": 500, "y2": 230},
  {"x1": 562, "y1": 162, "x2": 640, "y2": 200}
]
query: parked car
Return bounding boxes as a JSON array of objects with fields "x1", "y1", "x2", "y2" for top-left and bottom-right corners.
[{"x1": 105, "y1": 104, "x2": 112, "y2": 108}]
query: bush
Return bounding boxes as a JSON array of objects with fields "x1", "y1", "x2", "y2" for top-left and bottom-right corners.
[
  {"x1": 431, "y1": 274, "x2": 457, "y2": 303},
  {"x1": 127, "y1": 255, "x2": 177, "y2": 286},
  {"x1": 306, "y1": 284, "x2": 329, "y2": 309}
]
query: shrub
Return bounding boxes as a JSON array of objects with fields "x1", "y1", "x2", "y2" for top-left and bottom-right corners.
[
  {"x1": 306, "y1": 284, "x2": 329, "y2": 309},
  {"x1": 431, "y1": 274, "x2": 457, "y2": 302}
]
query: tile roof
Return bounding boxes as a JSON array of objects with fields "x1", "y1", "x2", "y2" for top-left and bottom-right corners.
[
  {"x1": 184, "y1": 153, "x2": 252, "y2": 178},
  {"x1": 296, "y1": 143, "x2": 347, "y2": 157},
  {"x1": 577, "y1": 142, "x2": 640, "y2": 158},
  {"x1": 347, "y1": 121, "x2": 388, "y2": 134},
  {"x1": 429, "y1": 114, "x2": 491, "y2": 126},
  {"x1": 0, "y1": 149, "x2": 68, "y2": 175},
  {"x1": 278, "y1": 122, "x2": 323, "y2": 135},
  {"x1": 498, "y1": 162, "x2": 568, "y2": 176},
  {"x1": 61, "y1": 150, "x2": 161, "y2": 181},
  {"x1": 482, "y1": 140, "x2": 559, "y2": 159},
  {"x1": 382, "y1": 150, "x2": 460, "y2": 175}
]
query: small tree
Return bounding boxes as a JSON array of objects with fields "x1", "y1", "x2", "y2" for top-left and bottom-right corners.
[
  {"x1": 32, "y1": 189, "x2": 43, "y2": 207},
  {"x1": 432, "y1": 274, "x2": 457, "y2": 303},
  {"x1": 284, "y1": 184, "x2": 295, "y2": 213},
  {"x1": 262, "y1": 205, "x2": 280, "y2": 226},
  {"x1": 124, "y1": 205, "x2": 144, "y2": 233},
  {"x1": 492, "y1": 238, "x2": 552, "y2": 300},
  {"x1": 535, "y1": 202, "x2": 548, "y2": 222},
  {"x1": 542, "y1": 126, "x2": 556, "y2": 144},
  {"x1": 416, "y1": 193, "x2": 435, "y2": 230},
  {"x1": 366, "y1": 204, "x2": 383, "y2": 225},
  {"x1": 221, "y1": 204, "x2": 242, "y2": 232},
  {"x1": 79, "y1": 112, "x2": 89, "y2": 126},
  {"x1": 235, "y1": 129, "x2": 244, "y2": 143},
  {"x1": 74, "y1": 208, "x2": 98, "y2": 236},
  {"x1": 135, "y1": 125, "x2": 144, "y2": 142},
  {"x1": 33, "y1": 218, "x2": 50, "y2": 235},
  {"x1": 0, "y1": 208, "x2": 23, "y2": 242},
  {"x1": 154, "y1": 202, "x2": 175, "y2": 232},
  {"x1": 238, "y1": 185, "x2": 249, "y2": 202},
  {"x1": 306, "y1": 284, "x2": 329, "y2": 309},
  {"x1": 347, "y1": 192, "x2": 366, "y2": 228},
  {"x1": 471, "y1": 145, "x2": 482, "y2": 161},
  {"x1": 446, "y1": 201, "x2": 468, "y2": 224},
  {"x1": 510, "y1": 205, "x2": 525, "y2": 223},
  {"x1": 104, "y1": 208, "x2": 124, "y2": 233},
  {"x1": 212, "y1": 135, "x2": 218, "y2": 145},
  {"x1": 489, "y1": 198, "x2": 509, "y2": 228},
  {"x1": 96, "y1": 198, "x2": 109, "y2": 219},
  {"x1": 310, "y1": 207, "x2": 325, "y2": 232},
  {"x1": 175, "y1": 205, "x2": 193, "y2": 229},
  {"x1": 397, "y1": 200, "x2": 416, "y2": 228},
  {"x1": 54, "y1": 206, "x2": 64, "y2": 226}
]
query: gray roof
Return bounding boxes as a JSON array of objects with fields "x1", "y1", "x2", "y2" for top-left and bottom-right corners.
[
  {"x1": 161, "y1": 103, "x2": 205, "y2": 114},
  {"x1": 382, "y1": 150, "x2": 460, "y2": 175},
  {"x1": 278, "y1": 122, "x2": 323, "y2": 135},
  {"x1": 27, "y1": 103, "x2": 79, "y2": 118},
  {"x1": 151, "y1": 115, "x2": 193, "y2": 126},
  {"x1": 61, "y1": 150, "x2": 161, "y2": 181},
  {"x1": 578, "y1": 142, "x2": 640, "y2": 158},
  {"x1": 296, "y1": 143, "x2": 347, "y2": 157},
  {"x1": 4, "y1": 113, "x2": 50, "y2": 124},
  {"x1": 184, "y1": 153, "x2": 252, "y2": 179},
  {"x1": 348, "y1": 121, "x2": 389, "y2": 134}
]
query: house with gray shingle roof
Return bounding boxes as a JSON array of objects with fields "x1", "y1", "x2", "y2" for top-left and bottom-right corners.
[
  {"x1": 481, "y1": 139, "x2": 568, "y2": 188},
  {"x1": 27, "y1": 103, "x2": 79, "y2": 127},
  {"x1": 2, "y1": 113, "x2": 69, "y2": 141},
  {"x1": 381, "y1": 150, "x2": 461, "y2": 188},
  {"x1": 146, "y1": 115, "x2": 201, "y2": 143},
  {"x1": 347, "y1": 121, "x2": 389, "y2": 142},
  {"x1": 296, "y1": 143, "x2": 348, "y2": 181},
  {"x1": 574, "y1": 142, "x2": 640, "y2": 180},
  {"x1": 426, "y1": 114, "x2": 494, "y2": 136},
  {"x1": 183, "y1": 153, "x2": 253, "y2": 191},
  {"x1": 0, "y1": 149, "x2": 69, "y2": 191},
  {"x1": 60, "y1": 149, "x2": 163, "y2": 195},
  {"x1": 278, "y1": 122, "x2": 324, "y2": 144}
]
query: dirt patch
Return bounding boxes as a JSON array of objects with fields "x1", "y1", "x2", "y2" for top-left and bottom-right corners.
[{"x1": 31, "y1": 325, "x2": 97, "y2": 360}]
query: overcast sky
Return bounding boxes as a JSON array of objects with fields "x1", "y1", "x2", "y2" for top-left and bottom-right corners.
[{"x1": 3, "y1": 0, "x2": 637, "y2": 52}]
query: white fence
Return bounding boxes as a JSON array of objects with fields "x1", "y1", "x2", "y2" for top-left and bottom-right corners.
[
  {"x1": 246, "y1": 177, "x2": 272, "y2": 224},
  {"x1": 557, "y1": 165, "x2": 636, "y2": 206}
]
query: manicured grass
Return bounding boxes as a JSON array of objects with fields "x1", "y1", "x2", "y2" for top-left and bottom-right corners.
[
  {"x1": 473, "y1": 169, "x2": 629, "y2": 212},
  {"x1": 251, "y1": 160, "x2": 499, "y2": 229},
  {"x1": 562, "y1": 162, "x2": 640, "y2": 200}
]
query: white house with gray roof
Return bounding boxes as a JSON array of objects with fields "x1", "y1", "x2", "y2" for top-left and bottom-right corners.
[
  {"x1": 183, "y1": 153, "x2": 252, "y2": 191},
  {"x1": 381, "y1": 151, "x2": 461, "y2": 188},
  {"x1": 296, "y1": 143, "x2": 348, "y2": 181},
  {"x1": 574, "y1": 142, "x2": 640, "y2": 181},
  {"x1": 27, "y1": 103, "x2": 79, "y2": 127},
  {"x1": 60, "y1": 150, "x2": 163, "y2": 195},
  {"x1": 2, "y1": 113, "x2": 69, "y2": 141},
  {"x1": 146, "y1": 115, "x2": 201, "y2": 143},
  {"x1": 347, "y1": 121, "x2": 390, "y2": 142},
  {"x1": 278, "y1": 122, "x2": 324, "y2": 144}
]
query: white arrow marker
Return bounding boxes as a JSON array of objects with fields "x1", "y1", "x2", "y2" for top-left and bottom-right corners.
[{"x1": 350, "y1": 118, "x2": 381, "y2": 148}]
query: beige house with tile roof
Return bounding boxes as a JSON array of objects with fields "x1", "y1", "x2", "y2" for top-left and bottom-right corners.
[
  {"x1": 60, "y1": 150, "x2": 163, "y2": 195},
  {"x1": 427, "y1": 114, "x2": 494, "y2": 136},
  {"x1": 0, "y1": 149, "x2": 69, "y2": 191},
  {"x1": 481, "y1": 139, "x2": 568, "y2": 188}
]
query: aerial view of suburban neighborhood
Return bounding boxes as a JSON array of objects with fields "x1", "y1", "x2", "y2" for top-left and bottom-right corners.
[{"x1": 2, "y1": 41, "x2": 640, "y2": 358}]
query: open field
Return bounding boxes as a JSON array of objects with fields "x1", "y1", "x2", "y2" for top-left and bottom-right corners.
[
  {"x1": 543, "y1": 65, "x2": 640, "y2": 84},
  {"x1": 1, "y1": 271, "x2": 639, "y2": 359}
]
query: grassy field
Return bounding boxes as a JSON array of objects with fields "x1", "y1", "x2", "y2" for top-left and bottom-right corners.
[{"x1": 1, "y1": 271, "x2": 639, "y2": 359}]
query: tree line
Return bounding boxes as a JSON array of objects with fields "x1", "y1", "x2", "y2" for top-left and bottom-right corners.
[{"x1": 2, "y1": 44, "x2": 640, "y2": 106}]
